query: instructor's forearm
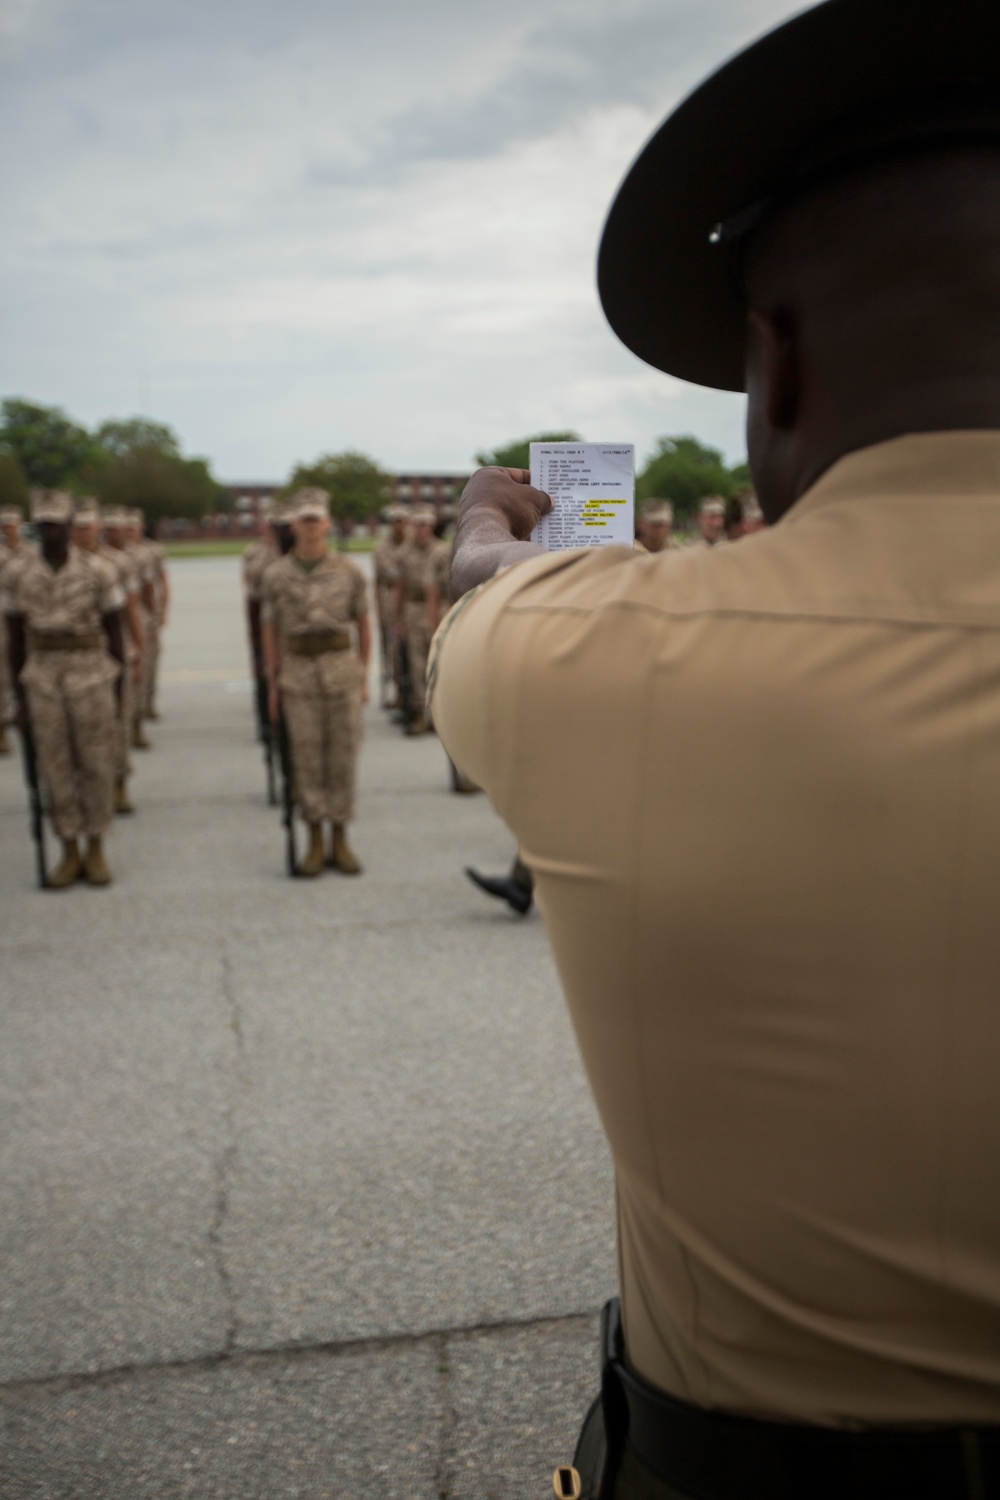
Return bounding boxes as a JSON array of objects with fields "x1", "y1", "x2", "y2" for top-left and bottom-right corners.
[{"x1": 450, "y1": 511, "x2": 544, "y2": 598}]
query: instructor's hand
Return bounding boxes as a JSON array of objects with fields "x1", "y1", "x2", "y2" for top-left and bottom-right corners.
[
  {"x1": 459, "y1": 467, "x2": 552, "y2": 540},
  {"x1": 450, "y1": 467, "x2": 553, "y2": 597}
]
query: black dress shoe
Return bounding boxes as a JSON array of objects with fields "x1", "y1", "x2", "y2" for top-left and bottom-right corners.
[{"x1": 464, "y1": 867, "x2": 533, "y2": 915}]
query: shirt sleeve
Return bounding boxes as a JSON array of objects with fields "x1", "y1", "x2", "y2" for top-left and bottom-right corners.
[
  {"x1": 352, "y1": 564, "x2": 368, "y2": 619},
  {"x1": 0, "y1": 564, "x2": 22, "y2": 616},
  {"x1": 429, "y1": 555, "x2": 559, "y2": 789}
]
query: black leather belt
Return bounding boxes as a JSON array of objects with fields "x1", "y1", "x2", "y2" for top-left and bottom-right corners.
[{"x1": 600, "y1": 1300, "x2": 1000, "y2": 1500}]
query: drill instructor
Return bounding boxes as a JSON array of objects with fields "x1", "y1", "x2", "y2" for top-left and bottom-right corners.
[{"x1": 432, "y1": 1, "x2": 1000, "y2": 1494}]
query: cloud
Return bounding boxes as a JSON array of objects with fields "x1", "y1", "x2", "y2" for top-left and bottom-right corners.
[{"x1": 0, "y1": 0, "x2": 797, "y2": 475}]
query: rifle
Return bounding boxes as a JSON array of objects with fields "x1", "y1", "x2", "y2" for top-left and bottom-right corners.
[
  {"x1": 256, "y1": 674, "x2": 278, "y2": 805},
  {"x1": 18, "y1": 708, "x2": 48, "y2": 889},
  {"x1": 275, "y1": 707, "x2": 299, "y2": 877},
  {"x1": 396, "y1": 633, "x2": 413, "y2": 732}
]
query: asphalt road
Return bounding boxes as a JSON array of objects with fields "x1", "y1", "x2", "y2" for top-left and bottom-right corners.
[{"x1": 0, "y1": 556, "x2": 616, "y2": 1500}]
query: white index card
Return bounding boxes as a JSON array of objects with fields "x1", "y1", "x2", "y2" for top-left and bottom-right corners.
[{"x1": 530, "y1": 442, "x2": 635, "y2": 551}]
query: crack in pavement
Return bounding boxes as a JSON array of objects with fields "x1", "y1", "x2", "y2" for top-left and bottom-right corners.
[
  {"x1": 433, "y1": 1331, "x2": 455, "y2": 1500},
  {"x1": 0, "y1": 1311, "x2": 598, "y2": 1403},
  {"x1": 206, "y1": 947, "x2": 246, "y2": 1358}
]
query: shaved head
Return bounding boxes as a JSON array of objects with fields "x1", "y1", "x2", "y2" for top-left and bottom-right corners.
[{"x1": 743, "y1": 146, "x2": 1000, "y2": 519}]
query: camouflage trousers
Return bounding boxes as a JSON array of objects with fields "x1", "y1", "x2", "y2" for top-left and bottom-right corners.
[
  {"x1": 114, "y1": 657, "x2": 135, "y2": 780},
  {"x1": 25, "y1": 677, "x2": 117, "y2": 841},
  {"x1": 283, "y1": 686, "x2": 363, "y2": 825},
  {"x1": 404, "y1": 603, "x2": 432, "y2": 714},
  {"x1": 142, "y1": 622, "x2": 160, "y2": 716},
  {"x1": 133, "y1": 607, "x2": 151, "y2": 729}
]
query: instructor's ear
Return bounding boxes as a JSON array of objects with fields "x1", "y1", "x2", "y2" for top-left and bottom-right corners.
[{"x1": 747, "y1": 308, "x2": 800, "y2": 430}]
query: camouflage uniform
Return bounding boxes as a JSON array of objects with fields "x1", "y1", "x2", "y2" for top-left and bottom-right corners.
[
  {"x1": 395, "y1": 535, "x2": 439, "y2": 719},
  {"x1": 432, "y1": 537, "x2": 454, "y2": 611},
  {"x1": 372, "y1": 511, "x2": 408, "y2": 703},
  {"x1": 102, "y1": 510, "x2": 152, "y2": 748},
  {"x1": 99, "y1": 537, "x2": 141, "y2": 789},
  {"x1": 0, "y1": 510, "x2": 28, "y2": 737},
  {"x1": 3, "y1": 545, "x2": 123, "y2": 842},
  {"x1": 243, "y1": 537, "x2": 278, "y2": 609},
  {"x1": 262, "y1": 551, "x2": 368, "y2": 825},
  {"x1": 139, "y1": 525, "x2": 168, "y2": 717},
  {"x1": 126, "y1": 525, "x2": 157, "y2": 730}
]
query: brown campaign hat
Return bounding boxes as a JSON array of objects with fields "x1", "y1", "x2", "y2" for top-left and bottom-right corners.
[{"x1": 597, "y1": 0, "x2": 1000, "y2": 392}]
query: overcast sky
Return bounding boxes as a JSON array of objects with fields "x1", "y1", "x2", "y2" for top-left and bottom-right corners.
[{"x1": 0, "y1": 0, "x2": 799, "y2": 479}]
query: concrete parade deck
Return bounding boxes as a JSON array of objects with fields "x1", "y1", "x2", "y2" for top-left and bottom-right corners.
[{"x1": 0, "y1": 556, "x2": 616, "y2": 1500}]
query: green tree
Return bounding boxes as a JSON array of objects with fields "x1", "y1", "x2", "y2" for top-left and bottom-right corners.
[
  {"x1": 637, "y1": 435, "x2": 747, "y2": 522},
  {"x1": 0, "y1": 398, "x2": 95, "y2": 488},
  {"x1": 475, "y1": 431, "x2": 582, "y2": 470},
  {"x1": 0, "y1": 452, "x2": 29, "y2": 512},
  {"x1": 286, "y1": 451, "x2": 390, "y2": 542},
  {"x1": 86, "y1": 446, "x2": 223, "y2": 523},
  {"x1": 93, "y1": 417, "x2": 180, "y2": 460}
]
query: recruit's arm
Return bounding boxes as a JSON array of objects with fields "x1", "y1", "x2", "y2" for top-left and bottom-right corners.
[{"x1": 449, "y1": 467, "x2": 553, "y2": 599}]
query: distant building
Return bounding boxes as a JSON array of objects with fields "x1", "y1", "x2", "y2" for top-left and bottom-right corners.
[
  {"x1": 223, "y1": 484, "x2": 282, "y2": 532},
  {"x1": 215, "y1": 474, "x2": 469, "y2": 536},
  {"x1": 389, "y1": 473, "x2": 468, "y2": 508}
]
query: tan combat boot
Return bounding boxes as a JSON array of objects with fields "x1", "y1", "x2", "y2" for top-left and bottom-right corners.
[
  {"x1": 298, "y1": 823, "x2": 325, "y2": 878},
  {"x1": 114, "y1": 777, "x2": 133, "y2": 815},
  {"x1": 132, "y1": 720, "x2": 150, "y2": 749},
  {"x1": 48, "y1": 838, "x2": 82, "y2": 889},
  {"x1": 0, "y1": 724, "x2": 10, "y2": 754},
  {"x1": 329, "y1": 822, "x2": 362, "y2": 875},
  {"x1": 407, "y1": 710, "x2": 428, "y2": 736},
  {"x1": 84, "y1": 836, "x2": 112, "y2": 886}
]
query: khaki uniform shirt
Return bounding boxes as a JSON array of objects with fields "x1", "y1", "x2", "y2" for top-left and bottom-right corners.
[
  {"x1": 431, "y1": 432, "x2": 1000, "y2": 1428},
  {"x1": 262, "y1": 552, "x2": 368, "y2": 696},
  {"x1": 3, "y1": 545, "x2": 123, "y2": 698},
  {"x1": 243, "y1": 539, "x2": 278, "y2": 604}
]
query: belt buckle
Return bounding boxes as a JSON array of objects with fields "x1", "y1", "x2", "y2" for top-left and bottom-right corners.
[{"x1": 553, "y1": 1466, "x2": 581, "y2": 1498}]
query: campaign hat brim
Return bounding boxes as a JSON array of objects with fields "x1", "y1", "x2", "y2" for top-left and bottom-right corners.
[{"x1": 597, "y1": 0, "x2": 1000, "y2": 393}]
